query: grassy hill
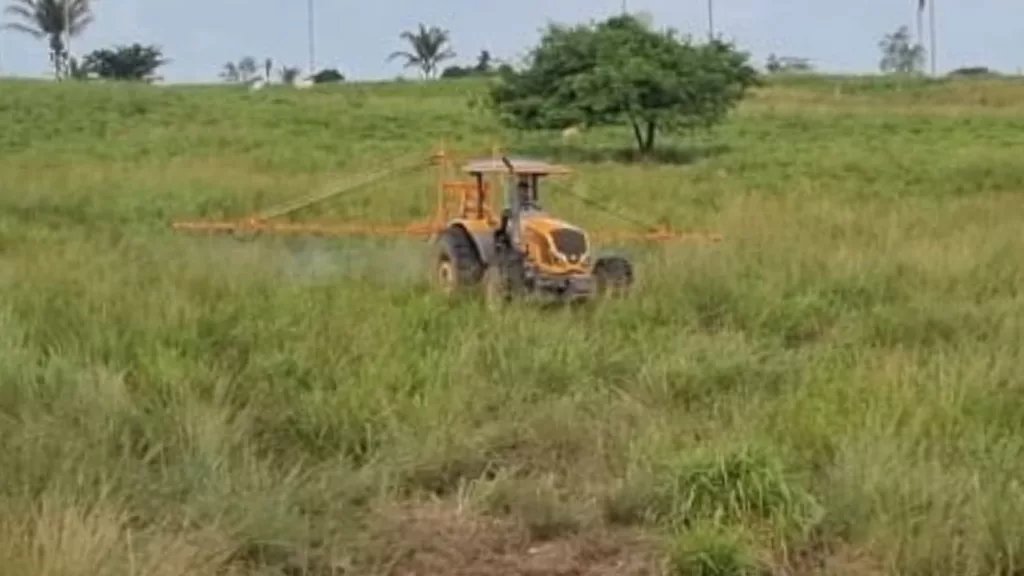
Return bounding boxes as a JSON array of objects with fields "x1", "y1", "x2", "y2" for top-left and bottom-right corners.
[{"x1": 2, "y1": 74, "x2": 1024, "y2": 575}]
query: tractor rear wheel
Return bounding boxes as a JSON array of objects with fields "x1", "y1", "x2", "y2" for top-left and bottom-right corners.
[
  {"x1": 593, "y1": 256, "x2": 634, "y2": 298},
  {"x1": 433, "y1": 226, "x2": 483, "y2": 295}
]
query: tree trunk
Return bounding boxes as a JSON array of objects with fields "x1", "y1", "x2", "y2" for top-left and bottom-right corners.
[
  {"x1": 631, "y1": 120, "x2": 644, "y2": 153},
  {"x1": 631, "y1": 120, "x2": 658, "y2": 157},
  {"x1": 644, "y1": 121, "x2": 656, "y2": 154},
  {"x1": 49, "y1": 35, "x2": 63, "y2": 80}
]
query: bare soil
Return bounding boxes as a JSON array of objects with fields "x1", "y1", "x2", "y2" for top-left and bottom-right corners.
[{"x1": 357, "y1": 499, "x2": 665, "y2": 576}]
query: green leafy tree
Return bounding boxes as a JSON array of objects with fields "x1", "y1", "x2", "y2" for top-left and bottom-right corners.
[
  {"x1": 387, "y1": 23, "x2": 455, "y2": 79},
  {"x1": 1, "y1": 0, "x2": 93, "y2": 79},
  {"x1": 441, "y1": 49, "x2": 499, "y2": 79},
  {"x1": 65, "y1": 54, "x2": 88, "y2": 78},
  {"x1": 310, "y1": 68, "x2": 343, "y2": 83},
  {"x1": 474, "y1": 49, "x2": 492, "y2": 73},
  {"x1": 489, "y1": 14, "x2": 759, "y2": 155},
  {"x1": 879, "y1": 25, "x2": 925, "y2": 74},
  {"x1": 81, "y1": 43, "x2": 167, "y2": 81}
]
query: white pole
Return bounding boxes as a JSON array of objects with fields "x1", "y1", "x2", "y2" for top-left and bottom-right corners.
[
  {"x1": 915, "y1": 0, "x2": 923, "y2": 48},
  {"x1": 707, "y1": 0, "x2": 714, "y2": 40},
  {"x1": 307, "y1": 0, "x2": 315, "y2": 75},
  {"x1": 929, "y1": 0, "x2": 936, "y2": 75}
]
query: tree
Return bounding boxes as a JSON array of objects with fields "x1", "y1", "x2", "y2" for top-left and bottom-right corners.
[
  {"x1": 65, "y1": 54, "x2": 88, "y2": 78},
  {"x1": 441, "y1": 49, "x2": 500, "y2": 79},
  {"x1": 387, "y1": 23, "x2": 455, "y2": 79},
  {"x1": 474, "y1": 49, "x2": 492, "y2": 73},
  {"x1": 489, "y1": 14, "x2": 759, "y2": 155},
  {"x1": 310, "y1": 68, "x2": 343, "y2": 83},
  {"x1": 80, "y1": 43, "x2": 167, "y2": 81},
  {"x1": 1, "y1": 0, "x2": 93, "y2": 79},
  {"x1": 879, "y1": 25, "x2": 925, "y2": 74},
  {"x1": 947, "y1": 66, "x2": 997, "y2": 78},
  {"x1": 220, "y1": 56, "x2": 258, "y2": 83}
]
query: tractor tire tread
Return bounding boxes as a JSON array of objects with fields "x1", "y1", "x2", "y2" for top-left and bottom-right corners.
[
  {"x1": 594, "y1": 255, "x2": 634, "y2": 295},
  {"x1": 439, "y1": 226, "x2": 483, "y2": 287}
]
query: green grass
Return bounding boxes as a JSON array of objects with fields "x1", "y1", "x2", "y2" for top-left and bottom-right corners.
[{"x1": 2, "y1": 73, "x2": 1024, "y2": 575}]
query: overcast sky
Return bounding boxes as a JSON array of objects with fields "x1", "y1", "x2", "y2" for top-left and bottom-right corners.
[{"x1": 0, "y1": 0, "x2": 1020, "y2": 82}]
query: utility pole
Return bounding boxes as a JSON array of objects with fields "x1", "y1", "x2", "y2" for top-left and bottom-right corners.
[
  {"x1": 928, "y1": 0, "x2": 936, "y2": 75},
  {"x1": 707, "y1": 0, "x2": 714, "y2": 40},
  {"x1": 915, "y1": 0, "x2": 924, "y2": 50},
  {"x1": 63, "y1": 0, "x2": 70, "y2": 79},
  {"x1": 307, "y1": 0, "x2": 315, "y2": 75}
]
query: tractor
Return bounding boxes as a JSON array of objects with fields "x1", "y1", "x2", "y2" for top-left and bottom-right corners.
[
  {"x1": 432, "y1": 155, "x2": 633, "y2": 306},
  {"x1": 170, "y1": 144, "x2": 719, "y2": 305}
]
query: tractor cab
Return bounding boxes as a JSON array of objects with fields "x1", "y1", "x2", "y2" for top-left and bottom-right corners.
[{"x1": 459, "y1": 155, "x2": 570, "y2": 217}]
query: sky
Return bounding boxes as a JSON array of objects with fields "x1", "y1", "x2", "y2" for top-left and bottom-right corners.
[{"x1": 0, "y1": 0, "x2": 1020, "y2": 82}]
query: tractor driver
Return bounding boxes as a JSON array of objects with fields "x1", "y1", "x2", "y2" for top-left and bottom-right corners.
[{"x1": 516, "y1": 176, "x2": 539, "y2": 211}]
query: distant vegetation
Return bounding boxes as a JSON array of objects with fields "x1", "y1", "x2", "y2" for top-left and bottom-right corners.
[
  {"x1": 2, "y1": 0, "x2": 1007, "y2": 86},
  {"x1": 439, "y1": 49, "x2": 511, "y2": 79},
  {"x1": 1, "y1": 0, "x2": 93, "y2": 78},
  {"x1": 72, "y1": 42, "x2": 167, "y2": 81}
]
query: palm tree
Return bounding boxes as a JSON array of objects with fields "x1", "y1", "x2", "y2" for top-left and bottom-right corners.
[
  {"x1": 386, "y1": 23, "x2": 455, "y2": 80},
  {"x1": 2, "y1": 0, "x2": 93, "y2": 79}
]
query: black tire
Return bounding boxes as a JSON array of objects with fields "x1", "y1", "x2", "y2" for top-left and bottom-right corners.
[
  {"x1": 433, "y1": 225, "x2": 483, "y2": 294},
  {"x1": 593, "y1": 255, "x2": 634, "y2": 297}
]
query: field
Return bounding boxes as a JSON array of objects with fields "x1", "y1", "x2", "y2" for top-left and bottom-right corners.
[{"x1": 2, "y1": 74, "x2": 1024, "y2": 575}]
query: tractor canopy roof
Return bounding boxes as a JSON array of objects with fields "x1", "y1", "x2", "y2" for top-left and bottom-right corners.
[{"x1": 461, "y1": 156, "x2": 572, "y2": 176}]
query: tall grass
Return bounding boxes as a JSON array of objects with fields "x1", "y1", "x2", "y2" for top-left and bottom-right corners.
[{"x1": 1, "y1": 74, "x2": 1023, "y2": 575}]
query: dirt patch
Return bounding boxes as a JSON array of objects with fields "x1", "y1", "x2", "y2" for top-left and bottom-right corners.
[
  {"x1": 360, "y1": 499, "x2": 665, "y2": 576},
  {"x1": 768, "y1": 538, "x2": 886, "y2": 576}
]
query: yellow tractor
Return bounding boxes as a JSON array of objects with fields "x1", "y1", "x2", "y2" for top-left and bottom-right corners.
[
  {"x1": 432, "y1": 154, "x2": 633, "y2": 306},
  {"x1": 170, "y1": 145, "x2": 720, "y2": 303}
]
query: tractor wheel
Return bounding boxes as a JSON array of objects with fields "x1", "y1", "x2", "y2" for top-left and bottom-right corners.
[
  {"x1": 593, "y1": 256, "x2": 634, "y2": 298},
  {"x1": 433, "y1": 226, "x2": 483, "y2": 295},
  {"x1": 482, "y1": 248, "x2": 526, "y2": 310}
]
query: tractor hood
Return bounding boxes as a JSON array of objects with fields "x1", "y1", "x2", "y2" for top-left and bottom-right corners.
[{"x1": 519, "y1": 210, "x2": 590, "y2": 269}]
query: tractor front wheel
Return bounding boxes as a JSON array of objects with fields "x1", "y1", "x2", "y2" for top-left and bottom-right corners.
[{"x1": 593, "y1": 256, "x2": 634, "y2": 298}]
